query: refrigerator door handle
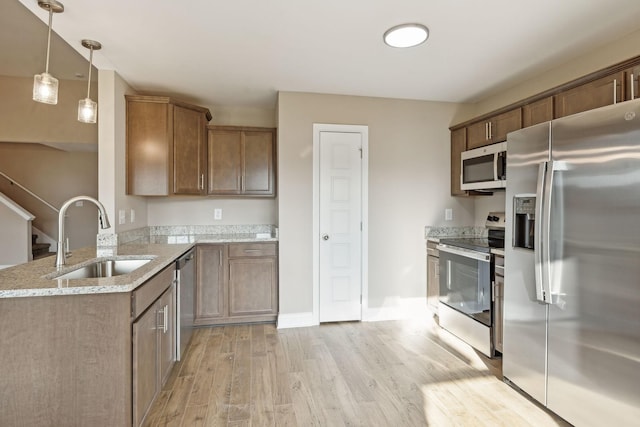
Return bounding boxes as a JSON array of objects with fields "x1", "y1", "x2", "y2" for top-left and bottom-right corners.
[{"x1": 535, "y1": 161, "x2": 553, "y2": 304}]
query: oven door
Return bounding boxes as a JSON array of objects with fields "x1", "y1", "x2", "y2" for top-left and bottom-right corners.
[{"x1": 437, "y1": 244, "x2": 491, "y2": 326}]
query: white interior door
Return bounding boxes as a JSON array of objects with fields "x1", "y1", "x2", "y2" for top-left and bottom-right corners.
[{"x1": 319, "y1": 130, "x2": 362, "y2": 322}]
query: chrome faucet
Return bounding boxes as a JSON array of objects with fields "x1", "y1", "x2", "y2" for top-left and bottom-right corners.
[{"x1": 55, "y1": 195, "x2": 111, "y2": 268}]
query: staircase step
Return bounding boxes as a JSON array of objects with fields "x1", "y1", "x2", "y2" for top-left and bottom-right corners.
[
  {"x1": 33, "y1": 252, "x2": 55, "y2": 260},
  {"x1": 32, "y1": 243, "x2": 51, "y2": 257}
]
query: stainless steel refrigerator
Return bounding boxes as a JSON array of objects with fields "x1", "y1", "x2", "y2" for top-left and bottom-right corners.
[{"x1": 504, "y1": 99, "x2": 640, "y2": 426}]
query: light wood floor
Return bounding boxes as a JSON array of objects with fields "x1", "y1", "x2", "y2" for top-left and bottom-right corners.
[{"x1": 143, "y1": 317, "x2": 570, "y2": 427}]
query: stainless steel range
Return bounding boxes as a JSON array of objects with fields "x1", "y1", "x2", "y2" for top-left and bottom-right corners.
[{"x1": 437, "y1": 212, "x2": 505, "y2": 357}]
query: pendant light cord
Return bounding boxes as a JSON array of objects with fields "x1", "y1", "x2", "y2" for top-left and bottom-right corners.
[
  {"x1": 86, "y1": 47, "x2": 93, "y2": 98},
  {"x1": 45, "y1": 7, "x2": 53, "y2": 74}
]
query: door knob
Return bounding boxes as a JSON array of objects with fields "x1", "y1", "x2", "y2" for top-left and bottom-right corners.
[{"x1": 322, "y1": 234, "x2": 330, "y2": 241}]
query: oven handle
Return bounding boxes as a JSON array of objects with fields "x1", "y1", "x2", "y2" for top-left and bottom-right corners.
[{"x1": 436, "y1": 244, "x2": 490, "y2": 262}]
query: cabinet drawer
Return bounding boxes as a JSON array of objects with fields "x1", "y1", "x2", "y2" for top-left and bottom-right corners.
[
  {"x1": 132, "y1": 265, "x2": 175, "y2": 319},
  {"x1": 228, "y1": 242, "x2": 277, "y2": 258}
]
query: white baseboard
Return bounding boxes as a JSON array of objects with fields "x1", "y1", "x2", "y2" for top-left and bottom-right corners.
[
  {"x1": 277, "y1": 312, "x2": 317, "y2": 329},
  {"x1": 0, "y1": 265, "x2": 14, "y2": 270},
  {"x1": 363, "y1": 297, "x2": 428, "y2": 322}
]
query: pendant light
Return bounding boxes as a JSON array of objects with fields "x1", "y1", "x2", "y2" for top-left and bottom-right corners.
[
  {"x1": 33, "y1": 0, "x2": 64, "y2": 104},
  {"x1": 78, "y1": 39, "x2": 101, "y2": 123}
]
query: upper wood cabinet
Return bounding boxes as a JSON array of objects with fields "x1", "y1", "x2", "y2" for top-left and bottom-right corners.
[
  {"x1": 624, "y1": 64, "x2": 640, "y2": 102},
  {"x1": 450, "y1": 128, "x2": 467, "y2": 196},
  {"x1": 554, "y1": 71, "x2": 624, "y2": 118},
  {"x1": 466, "y1": 108, "x2": 522, "y2": 149},
  {"x1": 523, "y1": 96, "x2": 554, "y2": 128},
  {"x1": 207, "y1": 126, "x2": 276, "y2": 197},
  {"x1": 126, "y1": 95, "x2": 211, "y2": 196}
]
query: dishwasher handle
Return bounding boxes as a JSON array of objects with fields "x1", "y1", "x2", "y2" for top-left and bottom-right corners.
[{"x1": 176, "y1": 249, "x2": 195, "y2": 270}]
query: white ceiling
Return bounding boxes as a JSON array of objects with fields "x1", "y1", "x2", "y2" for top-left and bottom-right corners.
[{"x1": 8, "y1": 0, "x2": 640, "y2": 109}]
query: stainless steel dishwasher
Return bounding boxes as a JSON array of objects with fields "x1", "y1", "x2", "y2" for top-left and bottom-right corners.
[{"x1": 175, "y1": 249, "x2": 195, "y2": 360}]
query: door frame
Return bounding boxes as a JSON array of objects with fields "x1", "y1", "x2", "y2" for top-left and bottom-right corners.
[{"x1": 312, "y1": 123, "x2": 369, "y2": 324}]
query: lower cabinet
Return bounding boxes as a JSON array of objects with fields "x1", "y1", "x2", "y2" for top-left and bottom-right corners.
[
  {"x1": 132, "y1": 265, "x2": 176, "y2": 427},
  {"x1": 196, "y1": 242, "x2": 278, "y2": 325}
]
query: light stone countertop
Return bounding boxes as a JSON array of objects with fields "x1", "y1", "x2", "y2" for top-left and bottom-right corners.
[{"x1": 0, "y1": 233, "x2": 278, "y2": 299}]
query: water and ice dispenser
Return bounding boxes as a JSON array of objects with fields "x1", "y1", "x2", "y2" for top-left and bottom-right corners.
[{"x1": 513, "y1": 196, "x2": 536, "y2": 249}]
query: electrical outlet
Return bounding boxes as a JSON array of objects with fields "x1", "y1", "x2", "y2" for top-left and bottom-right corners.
[
  {"x1": 214, "y1": 208, "x2": 222, "y2": 220},
  {"x1": 75, "y1": 201, "x2": 83, "y2": 207},
  {"x1": 130, "y1": 209, "x2": 136, "y2": 223},
  {"x1": 118, "y1": 209, "x2": 126, "y2": 225},
  {"x1": 445, "y1": 208, "x2": 453, "y2": 221}
]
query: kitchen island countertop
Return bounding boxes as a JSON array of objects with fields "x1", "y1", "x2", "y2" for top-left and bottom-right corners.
[{"x1": 0, "y1": 233, "x2": 277, "y2": 298}]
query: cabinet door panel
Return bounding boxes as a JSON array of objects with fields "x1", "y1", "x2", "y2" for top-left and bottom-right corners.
[
  {"x1": 555, "y1": 72, "x2": 624, "y2": 118},
  {"x1": 132, "y1": 300, "x2": 159, "y2": 427},
  {"x1": 625, "y1": 65, "x2": 640, "y2": 101},
  {"x1": 174, "y1": 106, "x2": 205, "y2": 194},
  {"x1": 208, "y1": 130, "x2": 242, "y2": 194},
  {"x1": 195, "y1": 245, "x2": 226, "y2": 324},
  {"x1": 523, "y1": 97, "x2": 553, "y2": 128},
  {"x1": 466, "y1": 121, "x2": 489, "y2": 149},
  {"x1": 491, "y1": 108, "x2": 521, "y2": 142},
  {"x1": 450, "y1": 128, "x2": 467, "y2": 196},
  {"x1": 158, "y1": 285, "x2": 175, "y2": 386},
  {"x1": 243, "y1": 130, "x2": 275, "y2": 195},
  {"x1": 126, "y1": 101, "x2": 170, "y2": 195},
  {"x1": 228, "y1": 257, "x2": 277, "y2": 317}
]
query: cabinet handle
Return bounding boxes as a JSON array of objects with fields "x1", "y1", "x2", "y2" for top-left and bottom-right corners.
[
  {"x1": 244, "y1": 249, "x2": 262, "y2": 253},
  {"x1": 163, "y1": 304, "x2": 168, "y2": 333},
  {"x1": 241, "y1": 175, "x2": 244, "y2": 191},
  {"x1": 237, "y1": 175, "x2": 241, "y2": 191},
  {"x1": 488, "y1": 121, "x2": 492, "y2": 140},
  {"x1": 613, "y1": 78, "x2": 618, "y2": 104},
  {"x1": 219, "y1": 249, "x2": 222, "y2": 266},
  {"x1": 485, "y1": 122, "x2": 488, "y2": 140},
  {"x1": 631, "y1": 74, "x2": 635, "y2": 100},
  {"x1": 200, "y1": 174, "x2": 204, "y2": 190}
]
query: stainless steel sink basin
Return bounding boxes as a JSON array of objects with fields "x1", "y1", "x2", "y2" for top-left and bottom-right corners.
[{"x1": 50, "y1": 258, "x2": 153, "y2": 280}]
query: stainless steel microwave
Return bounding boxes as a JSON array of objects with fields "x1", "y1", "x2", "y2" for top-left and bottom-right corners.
[{"x1": 461, "y1": 142, "x2": 507, "y2": 191}]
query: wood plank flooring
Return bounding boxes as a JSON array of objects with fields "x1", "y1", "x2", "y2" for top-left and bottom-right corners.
[{"x1": 143, "y1": 317, "x2": 569, "y2": 426}]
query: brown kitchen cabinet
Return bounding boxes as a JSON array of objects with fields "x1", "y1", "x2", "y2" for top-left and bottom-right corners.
[
  {"x1": 624, "y1": 64, "x2": 640, "y2": 102},
  {"x1": 207, "y1": 126, "x2": 276, "y2": 197},
  {"x1": 195, "y1": 244, "x2": 226, "y2": 325},
  {"x1": 126, "y1": 95, "x2": 211, "y2": 196},
  {"x1": 195, "y1": 242, "x2": 278, "y2": 326},
  {"x1": 132, "y1": 265, "x2": 176, "y2": 427},
  {"x1": 554, "y1": 71, "x2": 624, "y2": 118},
  {"x1": 466, "y1": 108, "x2": 522, "y2": 149},
  {"x1": 450, "y1": 127, "x2": 467, "y2": 196},
  {"x1": 522, "y1": 96, "x2": 554, "y2": 127},
  {"x1": 426, "y1": 241, "x2": 439, "y2": 312}
]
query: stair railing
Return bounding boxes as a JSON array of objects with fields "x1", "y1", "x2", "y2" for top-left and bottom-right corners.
[{"x1": 0, "y1": 170, "x2": 59, "y2": 213}]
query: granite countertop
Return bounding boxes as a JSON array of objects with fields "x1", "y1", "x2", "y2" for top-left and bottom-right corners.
[{"x1": 0, "y1": 233, "x2": 278, "y2": 299}]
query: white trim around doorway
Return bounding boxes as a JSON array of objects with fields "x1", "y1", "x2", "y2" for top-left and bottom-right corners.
[{"x1": 312, "y1": 123, "x2": 369, "y2": 326}]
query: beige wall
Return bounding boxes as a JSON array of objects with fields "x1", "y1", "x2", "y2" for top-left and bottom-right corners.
[
  {"x1": 98, "y1": 70, "x2": 148, "y2": 233},
  {"x1": 0, "y1": 75, "x2": 97, "y2": 149},
  {"x1": 0, "y1": 203, "x2": 31, "y2": 267},
  {"x1": 0, "y1": 142, "x2": 98, "y2": 249},
  {"x1": 277, "y1": 92, "x2": 474, "y2": 316}
]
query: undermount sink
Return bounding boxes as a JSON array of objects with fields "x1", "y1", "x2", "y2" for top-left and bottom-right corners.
[{"x1": 50, "y1": 258, "x2": 154, "y2": 280}]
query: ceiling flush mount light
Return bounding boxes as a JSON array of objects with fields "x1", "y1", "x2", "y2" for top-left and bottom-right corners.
[
  {"x1": 383, "y1": 23, "x2": 429, "y2": 48},
  {"x1": 78, "y1": 39, "x2": 101, "y2": 123},
  {"x1": 33, "y1": 0, "x2": 64, "y2": 104}
]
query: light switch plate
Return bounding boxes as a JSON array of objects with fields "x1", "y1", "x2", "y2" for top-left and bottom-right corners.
[
  {"x1": 130, "y1": 209, "x2": 135, "y2": 223},
  {"x1": 445, "y1": 208, "x2": 453, "y2": 221},
  {"x1": 118, "y1": 209, "x2": 126, "y2": 225},
  {"x1": 214, "y1": 208, "x2": 222, "y2": 220}
]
